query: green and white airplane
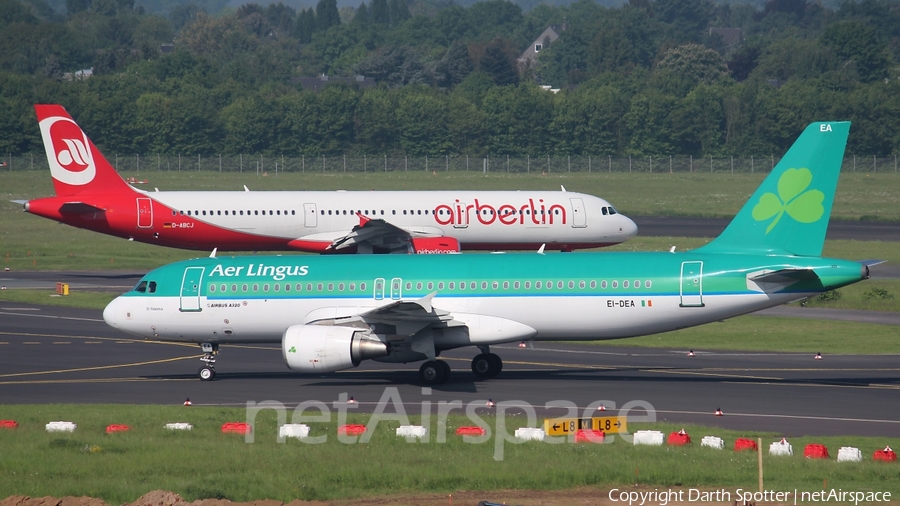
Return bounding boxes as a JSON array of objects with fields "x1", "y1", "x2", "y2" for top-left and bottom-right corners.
[{"x1": 103, "y1": 121, "x2": 876, "y2": 383}]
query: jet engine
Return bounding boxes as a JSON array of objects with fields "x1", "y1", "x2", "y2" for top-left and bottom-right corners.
[{"x1": 282, "y1": 325, "x2": 389, "y2": 372}]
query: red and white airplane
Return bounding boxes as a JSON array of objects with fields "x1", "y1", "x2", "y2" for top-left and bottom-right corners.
[{"x1": 20, "y1": 104, "x2": 637, "y2": 253}]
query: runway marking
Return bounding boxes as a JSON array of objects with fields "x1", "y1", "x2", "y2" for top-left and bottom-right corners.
[
  {"x1": 22, "y1": 341, "x2": 41, "y2": 345},
  {"x1": 84, "y1": 341, "x2": 102, "y2": 344},
  {"x1": 0, "y1": 310, "x2": 103, "y2": 322},
  {"x1": 0, "y1": 355, "x2": 200, "y2": 379},
  {"x1": 1, "y1": 307, "x2": 40, "y2": 311},
  {"x1": 0, "y1": 377, "x2": 195, "y2": 386},
  {"x1": 52, "y1": 341, "x2": 71, "y2": 345},
  {"x1": 654, "y1": 409, "x2": 900, "y2": 425},
  {"x1": 0, "y1": 331, "x2": 196, "y2": 348}
]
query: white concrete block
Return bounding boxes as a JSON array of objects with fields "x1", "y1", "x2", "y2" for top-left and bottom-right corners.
[
  {"x1": 769, "y1": 439, "x2": 793, "y2": 456},
  {"x1": 701, "y1": 436, "x2": 725, "y2": 449},
  {"x1": 837, "y1": 446, "x2": 862, "y2": 462},
  {"x1": 164, "y1": 423, "x2": 193, "y2": 430},
  {"x1": 633, "y1": 430, "x2": 664, "y2": 446},
  {"x1": 45, "y1": 421, "x2": 76, "y2": 432},
  {"x1": 279, "y1": 424, "x2": 310, "y2": 439},
  {"x1": 514, "y1": 427, "x2": 545, "y2": 441},
  {"x1": 396, "y1": 425, "x2": 427, "y2": 438}
]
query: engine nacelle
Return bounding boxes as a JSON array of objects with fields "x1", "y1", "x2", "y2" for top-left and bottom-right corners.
[{"x1": 282, "y1": 325, "x2": 389, "y2": 373}]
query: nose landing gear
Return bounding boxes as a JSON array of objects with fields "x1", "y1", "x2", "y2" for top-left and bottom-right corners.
[{"x1": 199, "y1": 342, "x2": 218, "y2": 380}]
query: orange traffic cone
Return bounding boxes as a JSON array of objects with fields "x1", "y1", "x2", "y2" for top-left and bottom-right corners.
[
  {"x1": 518, "y1": 341, "x2": 527, "y2": 348},
  {"x1": 183, "y1": 398, "x2": 192, "y2": 406},
  {"x1": 715, "y1": 407, "x2": 724, "y2": 416},
  {"x1": 597, "y1": 404, "x2": 606, "y2": 412},
  {"x1": 486, "y1": 399, "x2": 495, "y2": 407},
  {"x1": 815, "y1": 352, "x2": 822, "y2": 360},
  {"x1": 347, "y1": 396, "x2": 357, "y2": 404},
  {"x1": 687, "y1": 350, "x2": 695, "y2": 357}
]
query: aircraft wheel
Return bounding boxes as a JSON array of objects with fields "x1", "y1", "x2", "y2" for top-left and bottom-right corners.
[
  {"x1": 199, "y1": 366, "x2": 216, "y2": 381},
  {"x1": 420, "y1": 361, "x2": 446, "y2": 385},
  {"x1": 471, "y1": 354, "x2": 493, "y2": 378},
  {"x1": 437, "y1": 359, "x2": 451, "y2": 380},
  {"x1": 487, "y1": 353, "x2": 502, "y2": 377}
]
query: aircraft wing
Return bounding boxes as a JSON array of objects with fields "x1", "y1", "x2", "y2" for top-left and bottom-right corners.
[
  {"x1": 359, "y1": 292, "x2": 455, "y2": 336},
  {"x1": 289, "y1": 213, "x2": 457, "y2": 254}
]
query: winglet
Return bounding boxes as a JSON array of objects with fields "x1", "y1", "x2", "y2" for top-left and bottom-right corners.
[
  {"x1": 537, "y1": 244, "x2": 546, "y2": 254},
  {"x1": 243, "y1": 185, "x2": 250, "y2": 192},
  {"x1": 356, "y1": 212, "x2": 370, "y2": 227},
  {"x1": 209, "y1": 248, "x2": 217, "y2": 258},
  {"x1": 414, "y1": 292, "x2": 438, "y2": 313},
  {"x1": 560, "y1": 185, "x2": 566, "y2": 192}
]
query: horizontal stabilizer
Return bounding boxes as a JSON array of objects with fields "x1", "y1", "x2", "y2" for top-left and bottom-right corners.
[
  {"x1": 11, "y1": 200, "x2": 27, "y2": 205},
  {"x1": 746, "y1": 268, "x2": 820, "y2": 293},
  {"x1": 858, "y1": 259, "x2": 886, "y2": 267},
  {"x1": 59, "y1": 202, "x2": 106, "y2": 214}
]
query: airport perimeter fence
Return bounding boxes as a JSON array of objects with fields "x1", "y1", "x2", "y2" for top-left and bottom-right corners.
[{"x1": 3, "y1": 153, "x2": 899, "y2": 174}]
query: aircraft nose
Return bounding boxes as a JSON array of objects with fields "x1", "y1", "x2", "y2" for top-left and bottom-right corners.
[
  {"x1": 620, "y1": 215, "x2": 638, "y2": 240},
  {"x1": 103, "y1": 297, "x2": 123, "y2": 329}
]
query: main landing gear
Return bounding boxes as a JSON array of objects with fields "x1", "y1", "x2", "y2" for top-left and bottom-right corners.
[
  {"x1": 471, "y1": 349, "x2": 502, "y2": 379},
  {"x1": 198, "y1": 342, "x2": 218, "y2": 381},
  {"x1": 419, "y1": 359, "x2": 451, "y2": 385}
]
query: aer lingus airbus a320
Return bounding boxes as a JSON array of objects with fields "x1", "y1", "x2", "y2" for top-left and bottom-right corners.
[
  {"x1": 103, "y1": 121, "x2": 877, "y2": 383},
  {"x1": 20, "y1": 104, "x2": 636, "y2": 254}
]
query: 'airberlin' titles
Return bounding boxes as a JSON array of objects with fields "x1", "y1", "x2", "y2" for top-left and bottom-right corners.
[
  {"x1": 210, "y1": 263, "x2": 310, "y2": 281},
  {"x1": 434, "y1": 199, "x2": 567, "y2": 226}
]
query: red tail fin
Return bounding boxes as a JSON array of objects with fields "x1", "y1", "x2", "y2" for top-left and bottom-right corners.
[{"x1": 35, "y1": 104, "x2": 133, "y2": 197}]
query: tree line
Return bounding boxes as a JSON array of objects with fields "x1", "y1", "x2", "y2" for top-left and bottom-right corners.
[{"x1": 1, "y1": 0, "x2": 899, "y2": 157}]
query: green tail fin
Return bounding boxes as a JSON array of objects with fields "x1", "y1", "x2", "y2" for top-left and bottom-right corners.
[{"x1": 698, "y1": 122, "x2": 850, "y2": 257}]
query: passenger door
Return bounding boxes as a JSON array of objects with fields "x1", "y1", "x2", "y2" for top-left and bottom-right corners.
[{"x1": 180, "y1": 266, "x2": 204, "y2": 312}]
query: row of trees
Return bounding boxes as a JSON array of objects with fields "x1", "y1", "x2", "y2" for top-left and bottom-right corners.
[
  {"x1": 2, "y1": 66, "x2": 899, "y2": 156},
  {"x1": 1, "y1": 0, "x2": 899, "y2": 155}
]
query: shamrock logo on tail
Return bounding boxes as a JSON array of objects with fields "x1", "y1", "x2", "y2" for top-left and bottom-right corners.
[
  {"x1": 752, "y1": 168, "x2": 824, "y2": 234},
  {"x1": 288, "y1": 346, "x2": 297, "y2": 353}
]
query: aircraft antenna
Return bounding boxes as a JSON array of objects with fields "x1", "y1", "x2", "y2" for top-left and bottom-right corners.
[
  {"x1": 243, "y1": 185, "x2": 250, "y2": 192},
  {"x1": 537, "y1": 244, "x2": 546, "y2": 254},
  {"x1": 209, "y1": 248, "x2": 217, "y2": 258}
]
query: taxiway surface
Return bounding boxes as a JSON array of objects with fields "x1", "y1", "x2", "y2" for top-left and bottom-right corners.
[{"x1": 1, "y1": 302, "x2": 898, "y2": 438}]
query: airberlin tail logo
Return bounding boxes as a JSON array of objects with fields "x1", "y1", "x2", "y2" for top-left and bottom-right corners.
[{"x1": 39, "y1": 116, "x2": 96, "y2": 186}]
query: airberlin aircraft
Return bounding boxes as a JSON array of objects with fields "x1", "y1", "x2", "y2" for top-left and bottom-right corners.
[
  {"x1": 103, "y1": 121, "x2": 878, "y2": 383},
  {"x1": 20, "y1": 105, "x2": 637, "y2": 254}
]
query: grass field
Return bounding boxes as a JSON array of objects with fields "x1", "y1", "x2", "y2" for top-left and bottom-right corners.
[{"x1": 0, "y1": 405, "x2": 898, "y2": 503}]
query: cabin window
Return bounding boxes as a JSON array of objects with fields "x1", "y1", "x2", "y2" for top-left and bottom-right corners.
[
  {"x1": 427, "y1": 282, "x2": 433, "y2": 290},
  {"x1": 492, "y1": 281, "x2": 498, "y2": 290},
  {"x1": 513, "y1": 281, "x2": 519, "y2": 289},
  {"x1": 403, "y1": 210, "x2": 407, "y2": 215},
  {"x1": 536, "y1": 281, "x2": 542, "y2": 289},
  {"x1": 525, "y1": 281, "x2": 531, "y2": 289},
  {"x1": 548, "y1": 281, "x2": 554, "y2": 289},
  {"x1": 209, "y1": 284, "x2": 216, "y2": 292},
  {"x1": 231, "y1": 284, "x2": 237, "y2": 292},
  {"x1": 284, "y1": 284, "x2": 291, "y2": 292},
  {"x1": 612, "y1": 280, "x2": 618, "y2": 289},
  {"x1": 317, "y1": 283, "x2": 323, "y2": 291},
  {"x1": 273, "y1": 283, "x2": 280, "y2": 292},
  {"x1": 220, "y1": 284, "x2": 227, "y2": 292},
  {"x1": 634, "y1": 280, "x2": 641, "y2": 288},
  {"x1": 600, "y1": 280, "x2": 606, "y2": 289},
  {"x1": 263, "y1": 284, "x2": 269, "y2": 292},
  {"x1": 339, "y1": 283, "x2": 344, "y2": 291},
  {"x1": 449, "y1": 282, "x2": 455, "y2": 290},
  {"x1": 242, "y1": 284, "x2": 248, "y2": 292},
  {"x1": 416, "y1": 282, "x2": 423, "y2": 290},
  {"x1": 307, "y1": 283, "x2": 313, "y2": 292},
  {"x1": 437, "y1": 282, "x2": 444, "y2": 290},
  {"x1": 470, "y1": 282, "x2": 476, "y2": 290},
  {"x1": 503, "y1": 281, "x2": 509, "y2": 290},
  {"x1": 328, "y1": 283, "x2": 334, "y2": 291},
  {"x1": 590, "y1": 280, "x2": 596, "y2": 289},
  {"x1": 579, "y1": 280, "x2": 585, "y2": 289},
  {"x1": 645, "y1": 280, "x2": 652, "y2": 288},
  {"x1": 292, "y1": 210, "x2": 296, "y2": 215},
  {"x1": 360, "y1": 282, "x2": 367, "y2": 291},
  {"x1": 349, "y1": 282, "x2": 355, "y2": 291},
  {"x1": 253, "y1": 284, "x2": 259, "y2": 292},
  {"x1": 459, "y1": 282, "x2": 465, "y2": 291},
  {"x1": 321, "y1": 210, "x2": 325, "y2": 215},
  {"x1": 623, "y1": 280, "x2": 629, "y2": 289},
  {"x1": 568, "y1": 281, "x2": 574, "y2": 289},
  {"x1": 392, "y1": 210, "x2": 396, "y2": 215}
]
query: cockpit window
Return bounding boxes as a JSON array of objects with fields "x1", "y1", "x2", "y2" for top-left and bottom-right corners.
[
  {"x1": 134, "y1": 280, "x2": 147, "y2": 293},
  {"x1": 602, "y1": 207, "x2": 608, "y2": 216},
  {"x1": 148, "y1": 281, "x2": 157, "y2": 293},
  {"x1": 609, "y1": 207, "x2": 617, "y2": 215}
]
